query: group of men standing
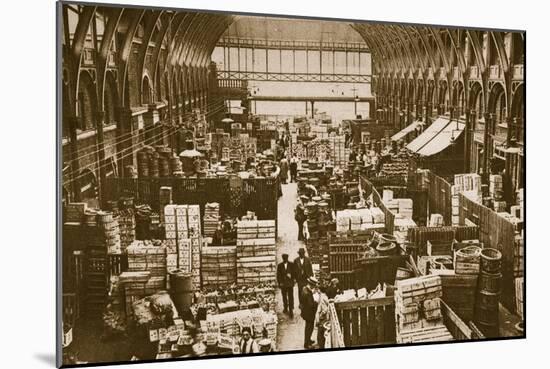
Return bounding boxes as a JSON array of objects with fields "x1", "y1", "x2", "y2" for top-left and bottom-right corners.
[{"x1": 276, "y1": 248, "x2": 338, "y2": 349}]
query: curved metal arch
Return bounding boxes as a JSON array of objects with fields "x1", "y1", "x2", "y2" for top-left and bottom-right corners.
[
  {"x1": 401, "y1": 27, "x2": 426, "y2": 72},
  {"x1": 368, "y1": 27, "x2": 399, "y2": 75},
  {"x1": 352, "y1": 26, "x2": 386, "y2": 74},
  {"x1": 468, "y1": 80, "x2": 484, "y2": 109},
  {"x1": 150, "y1": 12, "x2": 180, "y2": 88},
  {"x1": 176, "y1": 13, "x2": 210, "y2": 67},
  {"x1": 194, "y1": 15, "x2": 230, "y2": 67},
  {"x1": 510, "y1": 83, "x2": 524, "y2": 118},
  {"x1": 370, "y1": 25, "x2": 407, "y2": 74},
  {"x1": 445, "y1": 29, "x2": 467, "y2": 74},
  {"x1": 490, "y1": 31, "x2": 510, "y2": 72},
  {"x1": 97, "y1": 7, "x2": 124, "y2": 109},
  {"x1": 427, "y1": 27, "x2": 451, "y2": 74},
  {"x1": 69, "y1": 6, "x2": 97, "y2": 108},
  {"x1": 117, "y1": 8, "x2": 147, "y2": 104},
  {"x1": 188, "y1": 16, "x2": 223, "y2": 67},
  {"x1": 487, "y1": 81, "x2": 507, "y2": 113},
  {"x1": 407, "y1": 26, "x2": 437, "y2": 72},
  {"x1": 136, "y1": 9, "x2": 164, "y2": 95},
  {"x1": 171, "y1": 13, "x2": 200, "y2": 67},
  {"x1": 387, "y1": 25, "x2": 416, "y2": 74},
  {"x1": 466, "y1": 30, "x2": 486, "y2": 71},
  {"x1": 201, "y1": 16, "x2": 235, "y2": 67},
  {"x1": 355, "y1": 25, "x2": 394, "y2": 75}
]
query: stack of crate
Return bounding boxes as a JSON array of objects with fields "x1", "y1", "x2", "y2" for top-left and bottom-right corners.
[
  {"x1": 201, "y1": 246, "x2": 237, "y2": 289},
  {"x1": 453, "y1": 174, "x2": 482, "y2": 225},
  {"x1": 489, "y1": 174, "x2": 503, "y2": 199},
  {"x1": 118, "y1": 271, "x2": 151, "y2": 318},
  {"x1": 329, "y1": 135, "x2": 348, "y2": 168},
  {"x1": 83, "y1": 221, "x2": 109, "y2": 317},
  {"x1": 127, "y1": 240, "x2": 167, "y2": 294},
  {"x1": 236, "y1": 220, "x2": 277, "y2": 285},
  {"x1": 163, "y1": 205, "x2": 179, "y2": 287},
  {"x1": 98, "y1": 211, "x2": 122, "y2": 255},
  {"x1": 117, "y1": 208, "x2": 136, "y2": 252},
  {"x1": 203, "y1": 203, "x2": 220, "y2": 238},
  {"x1": 395, "y1": 275, "x2": 453, "y2": 343},
  {"x1": 190, "y1": 237, "x2": 203, "y2": 287}
]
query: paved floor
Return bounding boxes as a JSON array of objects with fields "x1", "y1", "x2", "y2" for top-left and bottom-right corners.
[{"x1": 274, "y1": 182, "x2": 310, "y2": 352}]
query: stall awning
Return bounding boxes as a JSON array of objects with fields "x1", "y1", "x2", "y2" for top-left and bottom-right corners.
[
  {"x1": 406, "y1": 116, "x2": 465, "y2": 156},
  {"x1": 391, "y1": 121, "x2": 424, "y2": 142}
]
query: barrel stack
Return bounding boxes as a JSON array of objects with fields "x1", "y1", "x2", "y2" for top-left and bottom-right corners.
[{"x1": 474, "y1": 248, "x2": 503, "y2": 337}]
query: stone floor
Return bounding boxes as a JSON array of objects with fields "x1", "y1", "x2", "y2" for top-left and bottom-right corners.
[{"x1": 274, "y1": 181, "x2": 310, "y2": 352}]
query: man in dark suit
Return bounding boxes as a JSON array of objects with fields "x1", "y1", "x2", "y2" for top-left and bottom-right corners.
[
  {"x1": 277, "y1": 253, "x2": 295, "y2": 317},
  {"x1": 294, "y1": 248, "x2": 313, "y2": 306},
  {"x1": 300, "y1": 276, "x2": 319, "y2": 349}
]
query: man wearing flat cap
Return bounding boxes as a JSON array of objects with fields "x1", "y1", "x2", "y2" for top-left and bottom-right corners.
[
  {"x1": 236, "y1": 326, "x2": 259, "y2": 354},
  {"x1": 301, "y1": 276, "x2": 319, "y2": 349},
  {"x1": 277, "y1": 253, "x2": 295, "y2": 317},
  {"x1": 294, "y1": 248, "x2": 313, "y2": 306}
]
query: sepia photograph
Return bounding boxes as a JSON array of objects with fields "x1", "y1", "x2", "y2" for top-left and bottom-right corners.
[{"x1": 57, "y1": 1, "x2": 525, "y2": 366}]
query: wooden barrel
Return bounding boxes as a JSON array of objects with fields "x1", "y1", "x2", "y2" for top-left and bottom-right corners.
[
  {"x1": 169, "y1": 270, "x2": 194, "y2": 315},
  {"x1": 475, "y1": 289, "x2": 500, "y2": 332},
  {"x1": 480, "y1": 248, "x2": 502, "y2": 273},
  {"x1": 454, "y1": 246, "x2": 481, "y2": 274},
  {"x1": 376, "y1": 242, "x2": 397, "y2": 256},
  {"x1": 378, "y1": 233, "x2": 397, "y2": 244},
  {"x1": 478, "y1": 271, "x2": 502, "y2": 293}
]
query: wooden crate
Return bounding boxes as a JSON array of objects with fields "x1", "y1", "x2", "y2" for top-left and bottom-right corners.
[
  {"x1": 427, "y1": 240, "x2": 454, "y2": 256},
  {"x1": 328, "y1": 231, "x2": 375, "y2": 289},
  {"x1": 334, "y1": 297, "x2": 396, "y2": 347},
  {"x1": 439, "y1": 273, "x2": 478, "y2": 323},
  {"x1": 327, "y1": 298, "x2": 478, "y2": 349}
]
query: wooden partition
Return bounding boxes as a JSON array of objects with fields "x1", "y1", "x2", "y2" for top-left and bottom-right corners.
[
  {"x1": 328, "y1": 303, "x2": 345, "y2": 348},
  {"x1": 458, "y1": 193, "x2": 518, "y2": 313},
  {"x1": 334, "y1": 297, "x2": 396, "y2": 347},
  {"x1": 407, "y1": 226, "x2": 479, "y2": 256},
  {"x1": 427, "y1": 171, "x2": 453, "y2": 225},
  {"x1": 103, "y1": 176, "x2": 278, "y2": 223},
  {"x1": 360, "y1": 175, "x2": 395, "y2": 233},
  {"x1": 328, "y1": 298, "x2": 481, "y2": 349}
]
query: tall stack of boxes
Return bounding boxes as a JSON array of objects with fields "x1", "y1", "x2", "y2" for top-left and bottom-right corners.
[
  {"x1": 164, "y1": 204, "x2": 202, "y2": 288},
  {"x1": 489, "y1": 174, "x2": 507, "y2": 212},
  {"x1": 236, "y1": 220, "x2": 277, "y2": 285},
  {"x1": 98, "y1": 211, "x2": 122, "y2": 255},
  {"x1": 127, "y1": 240, "x2": 167, "y2": 294},
  {"x1": 203, "y1": 203, "x2": 220, "y2": 239},
  {"x1": 329, "y1": 135, "x2": 348, "y2": 168}
]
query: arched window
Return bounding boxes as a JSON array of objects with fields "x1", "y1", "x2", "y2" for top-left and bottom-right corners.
[
  {"x1": 469, "y1": 83, "x2": 485, "y2": 120},
  {"x1": 77, "y1": 71, "x2": 97, "y2": 131},
  {"x1": 103, "y1": 72, "x2": 118, "y2": 125},
  {"x1": 142, "y1": 75, "x2": 151, "y2": 105},
  {"x1": 489, "y1": 84, "x2": 506, "y2": 125}
]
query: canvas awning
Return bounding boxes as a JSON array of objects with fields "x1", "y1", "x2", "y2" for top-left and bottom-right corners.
[
  {"x1": 391, "y1": 121, "x2": 424, "y2": 142},
  {"x1": 406, "y1": 116, "x2": 465, "y2": 156}
]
